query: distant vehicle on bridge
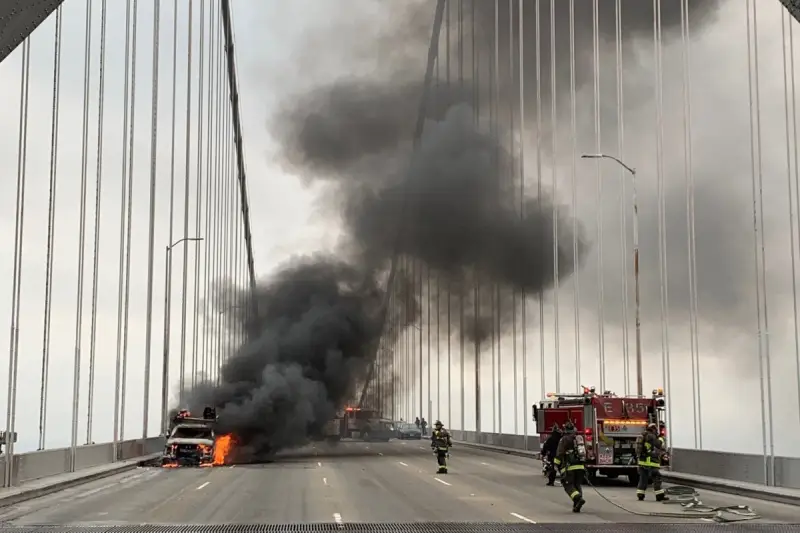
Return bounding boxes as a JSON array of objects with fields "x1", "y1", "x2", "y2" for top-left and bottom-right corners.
[
  {"x1": 321, "y1": 407, "x2": 394, "y2": 443},
  {"x1": 394, "y1": 421, "x2": 422, "y2": 440},
  {"x1": 533, "y1": 386, "x2": 668, "y2": 487}
]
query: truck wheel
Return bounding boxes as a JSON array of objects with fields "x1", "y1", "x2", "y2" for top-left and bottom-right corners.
[{"x1": 627, "y1": 472, "x2": 640, "y2": 487}]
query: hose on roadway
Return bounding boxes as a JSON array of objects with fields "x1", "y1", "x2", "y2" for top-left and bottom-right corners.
[{"x1": 581, "y1": 474, "x2": 761, "y2": 523}]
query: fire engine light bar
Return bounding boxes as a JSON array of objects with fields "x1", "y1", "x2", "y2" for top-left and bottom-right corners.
[{"x1": 603, "y1": 419, "x2": 646, "y2": 425}]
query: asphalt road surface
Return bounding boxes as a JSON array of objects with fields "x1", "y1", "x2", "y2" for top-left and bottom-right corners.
[{"x1": 0, "y1": 440, "x2": 796, "y2": 526}]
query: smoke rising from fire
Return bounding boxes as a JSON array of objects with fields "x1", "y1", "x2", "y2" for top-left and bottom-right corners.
[{"x1": 179, "y1": 0, "x2": 734, "y2": 458}]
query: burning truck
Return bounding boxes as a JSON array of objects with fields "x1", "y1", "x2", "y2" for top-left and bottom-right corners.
[{"x1": 162, "y1": 407, "x2": 235, "y2": 468}]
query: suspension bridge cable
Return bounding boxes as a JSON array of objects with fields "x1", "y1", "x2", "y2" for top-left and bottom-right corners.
[
  {"x1": 4, "y1": 34, "x2": 32, "y2": 489},
  {"x1": 191, "y1": 0, "x2": 207, "y2": 390},
  {"x1": 39, "y1": 6, "x2": 63, "y2": 451},
  {"x1": 179, "y1": 0, "x2": 194, "y2": 403},
  {"x1": 680, "y1": 0, "x2": 698, "y2": 449},
  {"x1": 114, "y1": 0, "x2": 134, "y2": 449},
  {"x1": 87, "y1": 0, "x2": 108, "y2": 444},
  {"x1": 71, "y1": 0, "x2": 93, "y2": 470},
  {"x1": 143, "y1": 0, "x2": 162, "y2": 438},
  {"x1": 120, "y1": 0, "x2": 141, "y2": 441}
]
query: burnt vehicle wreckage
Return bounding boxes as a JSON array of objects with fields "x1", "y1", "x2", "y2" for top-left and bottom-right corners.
[{"x1": 161, "y1": 407, "x2": 220, "y2": 467}]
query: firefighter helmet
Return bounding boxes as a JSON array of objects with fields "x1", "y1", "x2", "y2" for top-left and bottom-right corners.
[
  {"x1": 647, "y1": 423, "x2": 657, "y2": 432},
  {"x1": 434, "y1": 420, "x2": 443, "y2": 427},
  {"x1": 563, "y1": 421, "x2": 576, "y2": 434}
]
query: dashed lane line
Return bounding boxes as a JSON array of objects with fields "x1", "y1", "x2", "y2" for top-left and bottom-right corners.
[
  {"x1": 510, "y1": 512, "x2": 536, "y2": 524},
  {"x1": 398, "y1": 461, "x2": 409, "y2": 467},
  {"x1": 196, "y1": 481, "x2": 210, "y2": 490},
  {"x1": 434, "y1": 477, "x2": 452, "y2": 486}
]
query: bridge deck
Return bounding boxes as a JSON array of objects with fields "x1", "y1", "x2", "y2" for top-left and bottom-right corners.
[{"x1": 0, "y1": 441, "x2": 795, "y2": 527}]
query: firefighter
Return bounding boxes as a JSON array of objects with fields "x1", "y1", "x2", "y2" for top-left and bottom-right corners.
[
  {"x1": 635, "y1": 422, "x2": 669, "y2": 501},
  {"x1": 553, "y1": 421, "x2": 586, "y2": 513},
  {"x1": 430, "y1": 420, "x2": 452, "y2": 474},
  {"x1": 541, "y1": 423, "x2": 563, "y2": 486}
]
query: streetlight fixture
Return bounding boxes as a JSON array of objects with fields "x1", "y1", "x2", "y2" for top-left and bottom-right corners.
[
  {"x1": 581, "y1": 153, "x2": 643, "y2": 397},
  {"x1": 161, "y1": 236, "x2": 204, "y2": 435}
]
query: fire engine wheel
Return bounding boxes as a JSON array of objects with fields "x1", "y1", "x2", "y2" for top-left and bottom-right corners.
[{"x1": 627, "y1": 472, "x2": 640, "y2": 487}]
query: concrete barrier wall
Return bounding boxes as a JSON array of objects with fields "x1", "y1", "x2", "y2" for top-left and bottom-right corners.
[
  {"x1": 0, "y1": 436, "x2": 165, "y2": 487},
  {"x1": 450, "y1": 430, "x2": 800, "y2": 490}
]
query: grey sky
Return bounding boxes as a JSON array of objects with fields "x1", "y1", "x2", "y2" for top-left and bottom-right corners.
[{"x1": 0, "y1": 0, "x2": 798, "y2": 459}]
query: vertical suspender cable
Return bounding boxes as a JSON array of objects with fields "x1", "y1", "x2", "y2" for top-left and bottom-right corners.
[
  {"x1": 441, "y1": 0, "x2": 449, "y2": 425},
  {"x1": 493, "y1": 0, "x2": 500, "y2": 435},
  {"x1": 115, "y1": 0, "x2": 134, "y2": 447},
  {"x1": 192, "y1": 0, "x2": 206, "y2": 388},
  {"x1": 680, "y1": 0, "x2": 697, "y2": 447},
  {"x1": 615, "y1": 0, "x2": 630, "y2": 396},
  {"x1": 87, "y1": 0, "x2": 108, "y2": 444},
  {"x1": 459, "y1": 0, "x2": 465, "y2": 432},
  {"x1": 203, "y1": 5, "x2": 218, "y2": 380},
  {"x1": 790, "y1": 2, "x2": 800, "y2": 425},
  {"x1": 4, "y1": 36, "x2": 31, "y2": 488},
  {"x1": 143, "y1": 0, "x2": 162, "y2": 438},
  {"x1": 120, "y1": 0, "x2": 140, "y2": 441},
  {"x1": 179, "y1": 1, "x2": 194, "y2": 402},
  {"x1": 535, "y1": 0, "x2": 544, "y2": 401},
  {"x1": 654, "y1": 0, "x2": 670, "y2": 403},
  {"x1": 39, "y1": 7, "x2": 63, "y2": 451},
  {"x1": 745, "y1": 0, "x2": 772, "y2": 487},
  {"x1": 569, "y1": 0, "x2": 580, "y2": 393},
  {"x1": 550, "y1": 0, "x2": 560, "y2": 393},
  {"x1": 519, "y1": 0, "x2": 527, "y2": 449},
  {"x1": 163, "y1": 0, "x2": 179, "y2": 414},
  {"x1": 593, "y1": 0, "x2": 605, "y2": 393},
  {"x1": 509, "y1": 0, "x2": 518, "y2": 434},
  {"x1": 71, "y1": 0, "x2": 93, "y2": 471},
  {"x1": 215, "y1": 71, "x2": 226, "y2": 382},
  {"x1": 752, "y1": 0, "x2": 774, "y2": 486},
  {"x1": 226, "y1": 76, "x2": 234, "y2": 365},
  {"x1": 780, "y1": 4, "x2": 800, "y2": 432},
  {"x1": 472, "y1": 0, "x2": 481, "y2": 435}
]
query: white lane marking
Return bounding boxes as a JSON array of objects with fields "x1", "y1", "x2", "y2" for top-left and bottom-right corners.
[
  {"x1": 323, "y1": 477, "x2": 328, "y2": 485},
  {"x1": 333, "y1": 512, "x2": 343, "y2": 524},
  {"x1": 434, "y1": 477, "x2": 451, "y2": 486},
  {"x1": 398, "y1": 461, "x2": 409, "y2": 467},
  {"x1": 378, "y1": 452, "x2": 384, "y2": 456},
  {"x1": 197, "y1": 481, "x2": 211, "y2": 490},
  {"x1": 510, "y1": 512, "x2": 536, "y2": 524},
  {"x1": 229, "y1": 465, "x2": 235, "y2": 469},
  {"x1": 480, "y1": 462, "x2": 490, "y2": 466},
  {"x1": 318, "y1": 461, "x2": 322, "y2": 467}
]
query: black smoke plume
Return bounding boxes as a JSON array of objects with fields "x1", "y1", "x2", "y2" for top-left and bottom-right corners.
[{"x1": 179, "y1": 0, "x2": 721, "y2": 457}]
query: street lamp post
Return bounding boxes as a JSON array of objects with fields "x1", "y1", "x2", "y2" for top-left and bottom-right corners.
[
  {"x1": 161, "y1": 236, "x2": 204, "y2": 435},
  {"x1": 581, "y1": 154, "x2": 642, "y2": 397}
]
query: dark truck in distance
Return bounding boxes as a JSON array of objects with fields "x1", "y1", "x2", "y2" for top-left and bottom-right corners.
[{"x1": 321, "y1": 407, "x2": 395, "y2": 442}]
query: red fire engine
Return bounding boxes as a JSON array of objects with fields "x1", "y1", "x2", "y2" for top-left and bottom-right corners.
[{"x1": 532, "y1": 386, "x2": 668, "y2": 486}]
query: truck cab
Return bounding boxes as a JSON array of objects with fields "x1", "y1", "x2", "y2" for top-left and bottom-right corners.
[{"x1": 163, "y1": 417, "x2": 216, "y2": 467}]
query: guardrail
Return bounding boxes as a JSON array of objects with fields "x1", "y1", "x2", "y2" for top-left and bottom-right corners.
[
  {"x1": 448, "y1": 429, "x2": 800, "y2": 490},
  {"x1": 0, "y1": 437, "x2": 165, "y2": 487}
]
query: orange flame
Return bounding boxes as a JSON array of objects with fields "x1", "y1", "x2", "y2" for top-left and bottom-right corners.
[{"x1": 213, "y1": 434, "x2": 235, "y2": 465}]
